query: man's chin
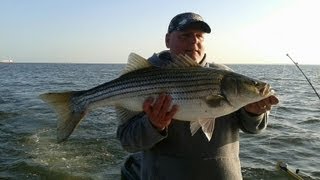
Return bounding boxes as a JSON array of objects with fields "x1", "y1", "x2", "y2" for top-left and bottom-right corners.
[
  {"x1": 184, "y1": 53, "x2": 196, "y2": 60},
  {"x1": 186, "y1": 54, "x2": 202, "y2": 63}
]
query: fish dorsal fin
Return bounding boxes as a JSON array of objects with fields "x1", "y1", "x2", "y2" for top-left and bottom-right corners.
[
  {"x1": 121, "y1": 53, "x2": 152, "y2": 75},
  {"x1": 166, "y1": 54, "x2": 201, "y2": 68}
]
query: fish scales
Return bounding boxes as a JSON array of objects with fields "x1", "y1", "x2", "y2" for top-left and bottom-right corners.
[
  {"x1": 76, "y1": 67, "x2": 221, "y2": 106},
  {"x1": 82, "y1": 67, "x2": 216, "y2": 98}
]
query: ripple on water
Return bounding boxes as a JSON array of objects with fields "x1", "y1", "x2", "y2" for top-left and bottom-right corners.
[{"x1": 16, "y1": 128, "x2": 124, "y2": 179}]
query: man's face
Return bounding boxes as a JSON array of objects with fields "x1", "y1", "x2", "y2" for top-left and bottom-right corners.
[{"x1": 166, "y1": 28, "x2": 206, "y2": 63}]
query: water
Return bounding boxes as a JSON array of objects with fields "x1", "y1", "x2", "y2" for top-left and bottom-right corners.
[{"x1": 0, "y1": 63, "x2": 319, "y2": 179}]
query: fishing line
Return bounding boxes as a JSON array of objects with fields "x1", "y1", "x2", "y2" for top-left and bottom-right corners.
[{"x1": 286, "y1": 53, "x2": 320, "y2": 101}]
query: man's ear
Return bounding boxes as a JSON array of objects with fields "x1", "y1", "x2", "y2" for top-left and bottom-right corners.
[{"x1": 165, "y1": 33, "x2": 170, "y2": 48}]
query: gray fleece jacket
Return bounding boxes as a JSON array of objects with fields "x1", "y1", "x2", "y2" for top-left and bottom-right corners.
[{"x1": 117, "y1": 51, "x2": 268, "y2": 180}]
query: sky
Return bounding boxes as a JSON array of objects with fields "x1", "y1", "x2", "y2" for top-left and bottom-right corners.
[{"x1": 1, "y1": 0, "x2": 320, "y2": 64}]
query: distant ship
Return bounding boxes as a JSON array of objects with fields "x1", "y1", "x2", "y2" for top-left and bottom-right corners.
[{"x1": 0, "y1": 57, "x2": 14, "y2": 63}]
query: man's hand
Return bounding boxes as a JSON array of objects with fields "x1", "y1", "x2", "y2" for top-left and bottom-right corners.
[
  {"x1": 244, "y1": 95, "x2": 279, "y2": 115},
  {"x1": 143, "y1": 93, "x2": 179, "y2": 131}
]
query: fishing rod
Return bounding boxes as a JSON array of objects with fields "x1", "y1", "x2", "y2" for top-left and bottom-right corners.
[
  {"x1": 286, "y1": 54, "x2": 320, "y2": 101},
  {"x1": 276, "y1": 161, "x2": 304, "y2": 180}
]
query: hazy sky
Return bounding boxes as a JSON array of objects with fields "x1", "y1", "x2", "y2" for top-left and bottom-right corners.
[{"x1": 1, "y1": 0, "x2": 320, "y2": 64}]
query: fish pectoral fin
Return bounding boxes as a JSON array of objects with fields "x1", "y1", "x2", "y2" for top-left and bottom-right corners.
[
  {"x1": 205, "y1": 95, "x2": 227, "y2": 107},
  {"x1": 115, "y1": 106, "x2": 141, "y2": 124},
  {"x1": 121, "y1": 53, "x2": 152, "y2": 75},
  {"x1": 190, "y1": 121, "x2": 201, "y2": 136},
  {"x1": 198, "y1": 118, "x2": 216, "y2": 141}
]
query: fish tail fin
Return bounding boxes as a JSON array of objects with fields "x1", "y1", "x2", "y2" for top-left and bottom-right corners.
[{"x1": 40, "y1": 92, "x2": 86, "y2": 143}]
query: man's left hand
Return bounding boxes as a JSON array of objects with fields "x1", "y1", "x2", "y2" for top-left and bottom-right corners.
[{"x1": 244, "y1": 95, "x2": 279, "y2": 115}]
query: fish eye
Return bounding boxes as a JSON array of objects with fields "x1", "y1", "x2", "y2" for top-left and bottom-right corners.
[{"x1": 252, "y1": 80, "x2": 258, "y2": 86}]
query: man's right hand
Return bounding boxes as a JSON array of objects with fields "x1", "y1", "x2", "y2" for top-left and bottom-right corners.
[{"x1": 143, "y1": 93, "x2": 179, "y2": 131}]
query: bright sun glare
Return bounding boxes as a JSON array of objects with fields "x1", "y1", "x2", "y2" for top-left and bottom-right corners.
[{"x1": 239, "y1": 1, "x2": 320, "y2": 64}]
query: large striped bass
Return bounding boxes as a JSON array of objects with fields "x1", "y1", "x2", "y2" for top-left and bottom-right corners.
[{"x1": 40, "y1": 53, "x2": 275, "y2": 142}]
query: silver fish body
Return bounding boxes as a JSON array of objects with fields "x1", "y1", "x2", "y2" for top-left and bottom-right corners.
[{"x1": 40, "y1": 53, "x2": 274, "y2": 142}]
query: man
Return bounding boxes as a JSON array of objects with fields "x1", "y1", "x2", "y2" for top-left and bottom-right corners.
[{"x1": 117, "y1": 12, "x2": 279, "y2": 180}]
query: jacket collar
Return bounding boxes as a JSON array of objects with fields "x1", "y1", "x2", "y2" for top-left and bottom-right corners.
[{"x1": 148, "y1": 50, "x2": 209, "y2": 67}]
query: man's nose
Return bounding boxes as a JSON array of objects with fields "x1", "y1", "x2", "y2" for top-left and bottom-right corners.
[{"x1": 189, "y1": 34, "x2": 199, "y2": 44}]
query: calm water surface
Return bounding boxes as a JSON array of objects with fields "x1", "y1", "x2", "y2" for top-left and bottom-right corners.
[{"x1": 0, "y1": 63, "x2": 319, "y2": 179}]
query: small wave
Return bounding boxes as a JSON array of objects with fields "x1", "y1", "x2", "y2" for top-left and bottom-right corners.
[
  {"x1": 242, "y1": 166, "x2": 286, "y2": 179},
  {"x1": 298, "y1": 118, "x2": 320, "y2": 125},
  {"x1": 50, "y1": 82, "x2": 77, "y2": 86},
  {"x1": 1, "y1": 159, "x2": 91, "y2": 180},
  {"x1": 277, "y1": 105, "x2": 314, "y2": 113},
  {"x1": 0, "y1": 111, "x2": 19, "y2": 120},
  {"x1": 19, "y1": 129, "x2": 123, "y2": 179}
]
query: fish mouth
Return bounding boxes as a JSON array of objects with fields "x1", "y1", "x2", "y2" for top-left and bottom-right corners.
[{"x1": 259, "y1": 84, "x2": 275, "y2": 97}]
